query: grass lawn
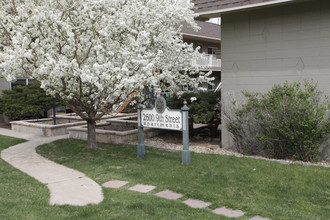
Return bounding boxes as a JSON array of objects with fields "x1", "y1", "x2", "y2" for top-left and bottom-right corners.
[{"x1": 1, "y1": 136, "x2": 329, "y2": 219}]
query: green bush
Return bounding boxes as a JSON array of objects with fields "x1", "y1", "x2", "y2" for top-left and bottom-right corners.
[
  {"x1": 167, "y1": 90, "x2": 221, "y2": 124},
  {"x1": 0, "y1": 81, "x2": 62, "y2": 120},
  {"x1": 227, "y1": 80, "x2": 329, "y2": 162}
]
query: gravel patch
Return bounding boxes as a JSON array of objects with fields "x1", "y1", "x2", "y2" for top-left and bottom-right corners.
[{"x1": 128, "y1": 132, "x2": 330, "y2": 168}]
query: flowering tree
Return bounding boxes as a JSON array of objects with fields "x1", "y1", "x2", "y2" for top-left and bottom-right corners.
[{"x1": 0, "y1": 0, "x2": 212, "y2": 148}]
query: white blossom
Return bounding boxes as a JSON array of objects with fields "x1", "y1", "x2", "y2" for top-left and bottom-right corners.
[{"x1": 0, "y1": 0, "x2": 213, "y2": 146}]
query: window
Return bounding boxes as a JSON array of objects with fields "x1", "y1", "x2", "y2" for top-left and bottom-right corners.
[
  {"x1": 182, "y1": 85, "x2": 194, "y2": 92},
  {"x1": 208, "y1": 47, "x2": 221, "y2": 59},
  {"x1": 208, "y1": 47, "x2": 216, "y2": 55},
  {"x1": 10, "y1": 78, "x2": 35, "y2": 88}
]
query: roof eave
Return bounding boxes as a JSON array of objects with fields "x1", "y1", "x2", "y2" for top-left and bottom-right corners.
[
  {"x1": 182, "y1": 33, "x2": 221, "y2": 43},
  {"x1": 196, "y1": 0, "x2": 295, "y2": 19}
]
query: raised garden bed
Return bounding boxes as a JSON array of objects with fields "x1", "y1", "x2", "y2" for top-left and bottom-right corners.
[
  {"x1": 69, "y1": 115, "x2": 162, "y2": 144},
  {"x1": 11, "y1": 118, "x2": 85, "y2": 137},
  {"x1": 10, "y1": 113, "x2": 129, "y2": 137},
  {"x1": 53, "y1": 112, "x2": 130, "y2": 121}
]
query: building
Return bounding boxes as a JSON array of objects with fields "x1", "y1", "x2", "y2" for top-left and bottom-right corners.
[
  {"x1": 182, "y1": 20, "x2": 221, "y2": 91},
  {"x1": 0, "y1": 77, "x2": 35, "y2": 95},
  {"x1": 0, "y1": 78, "x2": 10, "y2": 93},
  {"x1": 193, "y1": 0, "x2": 330, "y2": 159}
]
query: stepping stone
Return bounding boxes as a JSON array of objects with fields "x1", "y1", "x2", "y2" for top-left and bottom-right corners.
[
  {"x1": 182, "y1": 199, "x2": 212, "y2": 208},
  {"x1": 249, "y1": 216, "x2": 272, "y2": 220},
  {"x1": 128, "y1": 184, "x2": 156, "y2": 193},
  {"x1": 102, "y1": 180, "x2": 128, "y2": 189},
  {"x1": 154, "y1": 190, "x2": 183, "y2": 200},
  {"x1": 212, "y1": 207, "x2": 245, "y2": 218}
]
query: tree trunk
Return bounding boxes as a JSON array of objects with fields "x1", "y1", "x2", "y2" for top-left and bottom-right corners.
[{"x1": 87, "y1": 120, "x2": 98, "y2": 149}]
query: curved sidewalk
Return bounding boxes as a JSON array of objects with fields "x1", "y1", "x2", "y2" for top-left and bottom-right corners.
[{"x1": 0, "y1": 128, "x2": 103, "y2": 206}]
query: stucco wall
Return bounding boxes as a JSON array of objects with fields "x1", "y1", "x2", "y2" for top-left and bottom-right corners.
[{"x1": 221, "y1": 0, "x2": 330, "y2": 159}]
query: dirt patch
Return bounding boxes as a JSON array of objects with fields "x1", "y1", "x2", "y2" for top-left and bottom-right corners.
[{"x1": 129, "y1": 129, "x2": 225, "y2": 154}]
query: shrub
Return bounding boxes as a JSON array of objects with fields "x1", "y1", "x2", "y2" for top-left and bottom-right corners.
[
  {"x1": 0, "y1": 81, "x2": 62, "y2": 120},
  {"x1": 167, "y1": 90, "x2": 221, "y2": 124},
  {"x1": 227, "y1": 80, "x2": 329, "y2": 162}
]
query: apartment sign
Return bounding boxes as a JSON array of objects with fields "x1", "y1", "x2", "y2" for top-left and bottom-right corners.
[
  {"x1": 137, "y1": 96, "x2": 190, "y2": 164},
  {"x1": 140, "y1": 96, "x2": 182, "y2": 130},
  {"x1": 141, "y1": 108, "x2": 182, "y2": 131}
]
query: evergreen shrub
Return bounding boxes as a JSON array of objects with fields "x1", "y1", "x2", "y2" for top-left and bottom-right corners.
[
  {"x1": 0, "y1": 81, "x2": 62, "y2": 120},
  {"x1": 167, "y1": 90, "x2": 221, "y2": 124}
]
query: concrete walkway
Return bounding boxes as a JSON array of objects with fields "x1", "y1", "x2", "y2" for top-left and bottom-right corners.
[{"x1": 0, "y1": 128, "x2": 103, "y2": 206}]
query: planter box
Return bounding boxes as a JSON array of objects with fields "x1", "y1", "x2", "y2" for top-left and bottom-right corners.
[
  {"x1": 54, "y1": 113, "x2": 130, "y2": 121},
  {"x1": 11, "y1": 118, "x2": 85, "y2": 137},
  {"x1": 10, "y1": 113, "x2": 129, "y2": 137},
  {"x1": 69, "y1": 116, "x2": 161, "y2": 144}
]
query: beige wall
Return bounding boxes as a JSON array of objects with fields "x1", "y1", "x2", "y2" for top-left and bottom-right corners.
[{"x1": 221, "y1": 0, "x2": 330, "y2": 158}]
